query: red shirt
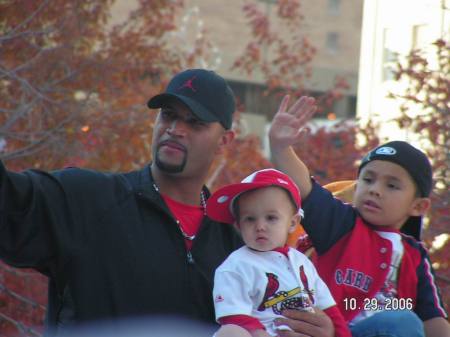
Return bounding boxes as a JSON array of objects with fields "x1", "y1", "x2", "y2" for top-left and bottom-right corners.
[{"x1": 162, "y1": 194, "x2": 204, "y2": 250}]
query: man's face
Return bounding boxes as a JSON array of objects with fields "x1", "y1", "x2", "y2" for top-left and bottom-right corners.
[{"x1": 151, "y1": 100, "x2": 231, "y2": 178}]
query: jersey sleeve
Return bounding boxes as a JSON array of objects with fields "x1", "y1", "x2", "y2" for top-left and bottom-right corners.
[
  {"x1": 302, "y1": 180, "x2": 357, "y2": 254},
  {"x1": 213, "y1": 267, "x2": 255, "y2": 320},
  {"x1": 323, "y1": 306, "x2": 352, "y2": 337},
  {"x1": 414, "y1": 243, "x2": 448, "y2": 320},
  {"x1": 218, "y1": 315, "x2": 265, "y2": 332}
]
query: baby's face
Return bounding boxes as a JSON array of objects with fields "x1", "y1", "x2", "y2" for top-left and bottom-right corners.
[
  {"x1": 354, "y1": 160, "x2": 422, "y2": 230},
  {"x1": 237, "y1": 187, "x2": 297, "y2": 251}
]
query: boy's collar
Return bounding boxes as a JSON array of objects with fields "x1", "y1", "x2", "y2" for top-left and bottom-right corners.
[{"x1": 360, "y1": 213, "x2": 422, "y2": 240}]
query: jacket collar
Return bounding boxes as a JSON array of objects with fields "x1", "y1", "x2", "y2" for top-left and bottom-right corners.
[{"x1": 134, "y1": 163, "x2": 211, "y2": 203}]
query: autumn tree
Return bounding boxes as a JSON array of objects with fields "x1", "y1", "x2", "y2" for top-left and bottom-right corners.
[
  {"x1": 1, "y1": 0, "x2": 111, "y2": 167},
  {"x1": 0, "y1": 0, "x2": 213, "y2": 172}
]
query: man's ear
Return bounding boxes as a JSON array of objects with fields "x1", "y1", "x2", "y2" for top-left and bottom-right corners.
[
  {"x1": 216, "y1": 129, "x2": 235, "y2": 155},
  {"x1": 288, "y1": 214, "x2": 301, "y2": 233},
  {"x1": 410, "y1": 197, "x2": 431, "y2": 217}
]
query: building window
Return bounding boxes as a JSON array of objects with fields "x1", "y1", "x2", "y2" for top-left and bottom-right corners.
[
  {"x1": 227, "y1": 80, "x2": 281, "y2": 118},
  {"x1": 227, "y1": 79, "x2": 354, "y2": 119},
  {"x1": 326, "y1": 32, "x2": 339, "y2": 54},
  {"x1": 328, "y1": 0, "x2": 340, "y2": 15}
]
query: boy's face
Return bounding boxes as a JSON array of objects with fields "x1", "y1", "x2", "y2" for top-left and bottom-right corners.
[
  {"x1": 236, "y1": 186, "x2": 298, "y2": 251},
  {"x1": 354, "y1": 160, "x2": 429, "y2": 230}
]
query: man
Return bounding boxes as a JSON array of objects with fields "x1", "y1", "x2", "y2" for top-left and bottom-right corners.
[{"x1": 0, "y1": 69, "x2": 333, "y2": 337}]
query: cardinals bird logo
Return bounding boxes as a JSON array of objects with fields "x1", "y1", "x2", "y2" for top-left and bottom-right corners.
[
  {"x1": 299, "y1": 265, "x2": 314, "y2": 304},
  {"x1": 258, "y1": 273, "x2": 280, "y2": 311},
  {"x1": 257, "y1": 271, "x2": 314, "y2": 315}
]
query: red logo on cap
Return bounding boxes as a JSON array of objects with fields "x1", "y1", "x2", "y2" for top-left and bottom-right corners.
[{"x1": 178, "y1": 76, "x2": 197, "y2": 92}]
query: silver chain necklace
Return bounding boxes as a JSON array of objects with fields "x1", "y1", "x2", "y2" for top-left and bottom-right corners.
[{"x1": 153, "y1": 183, "x2": 206, "y2": 241}]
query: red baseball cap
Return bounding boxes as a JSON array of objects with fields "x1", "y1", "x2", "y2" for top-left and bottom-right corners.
[{"x1": 206, "y1": 168, "x2": 303, "y2": 224}]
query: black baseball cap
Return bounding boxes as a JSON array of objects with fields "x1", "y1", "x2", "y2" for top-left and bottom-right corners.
[
  {"x1": 358, "y1": 140, "x2": 433, "y2": 240},
  {"x1": 147, "y1": 69, "x2": 235, "y2": 130}
]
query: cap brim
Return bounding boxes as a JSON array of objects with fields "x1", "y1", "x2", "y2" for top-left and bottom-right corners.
[
  {"x1": 147, "y1": 93, "x2": 218, "y2": 123},
  {"x1": 207, "y1": 182, "x2": 274, "y2": 224},
  {"x1": 401, "y1": 216, "x2": 422, "y2": 240},
  {"x1": 207, "y1": 182, "x2": 303, "y2": 224}
]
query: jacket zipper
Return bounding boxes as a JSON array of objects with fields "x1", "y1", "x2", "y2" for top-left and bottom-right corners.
[{"x1": 187, "y1": 251, "x2": 195, "y2": 264}]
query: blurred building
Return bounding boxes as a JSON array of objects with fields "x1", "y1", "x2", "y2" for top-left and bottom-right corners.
[
  {"x1": 357, "y1": 0, "x2": 449, "y2": 141},
  {"x1": 177, "y1": 0, "x2": 364, "y2": 140},
  {"x1": 111, "y1": 0, "x2": 364, "y2": 142}
]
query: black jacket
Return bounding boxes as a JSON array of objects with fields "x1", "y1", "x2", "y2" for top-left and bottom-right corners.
[{"x1": 0, "y1": 162, "x2": 243, "y2": 335}]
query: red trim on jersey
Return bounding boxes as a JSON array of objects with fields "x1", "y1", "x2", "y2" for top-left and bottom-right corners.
[
  {"x1": 273, "y1": 245, "x2": 290, "y2": 256},
  {"x1": 218, "y1": 315, "x2": 265, "y2": 332},
  {"x1": 323, "y1": 306, "x2": 352, "y2": 337},
  {"x1": 419, "y1": 251, "x2": 448, "y2": 317}
]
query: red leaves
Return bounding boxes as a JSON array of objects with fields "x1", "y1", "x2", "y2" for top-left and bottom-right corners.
[
  {"x1": 1, "y1": 0, "x2": 190, "y2": 169},
  {"x1": 277, "y1": 0, "x2": 301, "y2": 19},
  {"x1": 0, "y1": 262, "x2": 46, "y2": 336},
  {"x1": 242, "y1": 3, "x2": 273, "y2": 44},
  {"x1": 233, "y1": 1, "x2": 342, "y2": 118},
  {"x1": 291, "y1": 121, "x2": 377, "y2": 184},
  {"x1": 208, "y1": 133, "x2": 272, "y2": 193}
]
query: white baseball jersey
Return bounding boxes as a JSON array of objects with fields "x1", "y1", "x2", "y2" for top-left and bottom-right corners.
[{"x1": 213, "y1": 246, "x2": 336, "y2": 336}]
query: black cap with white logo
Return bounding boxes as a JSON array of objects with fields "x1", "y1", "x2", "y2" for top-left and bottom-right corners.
[{"x1": 358, "y1": 140, "x2": 433, "y2": 240}]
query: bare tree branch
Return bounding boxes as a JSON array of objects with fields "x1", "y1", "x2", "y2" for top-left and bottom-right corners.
[{"x1": 2, "y1": 0, "x2": 50, "y2": 37}]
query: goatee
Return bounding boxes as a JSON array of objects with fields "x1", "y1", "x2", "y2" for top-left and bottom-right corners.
[{"x1": 154, "y1": 152, "x2": 187, "y2": 173}]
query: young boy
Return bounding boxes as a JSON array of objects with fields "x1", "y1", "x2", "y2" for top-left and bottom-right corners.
[
  {"x1": 269, "y1": 95, "x2": 449, "y2": 337},
  {"x1": 206, "y1": 168, "x2": 351, "y2": 337}
]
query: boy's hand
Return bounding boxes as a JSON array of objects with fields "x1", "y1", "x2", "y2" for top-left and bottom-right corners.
[{"x1": 269, "y1": 95, "x2": 317, "y2": 153}]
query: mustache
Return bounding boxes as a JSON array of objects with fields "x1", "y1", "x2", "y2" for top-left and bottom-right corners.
[{"x1": 157, "y1": 139, "x2": 187, "y2": 153}]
